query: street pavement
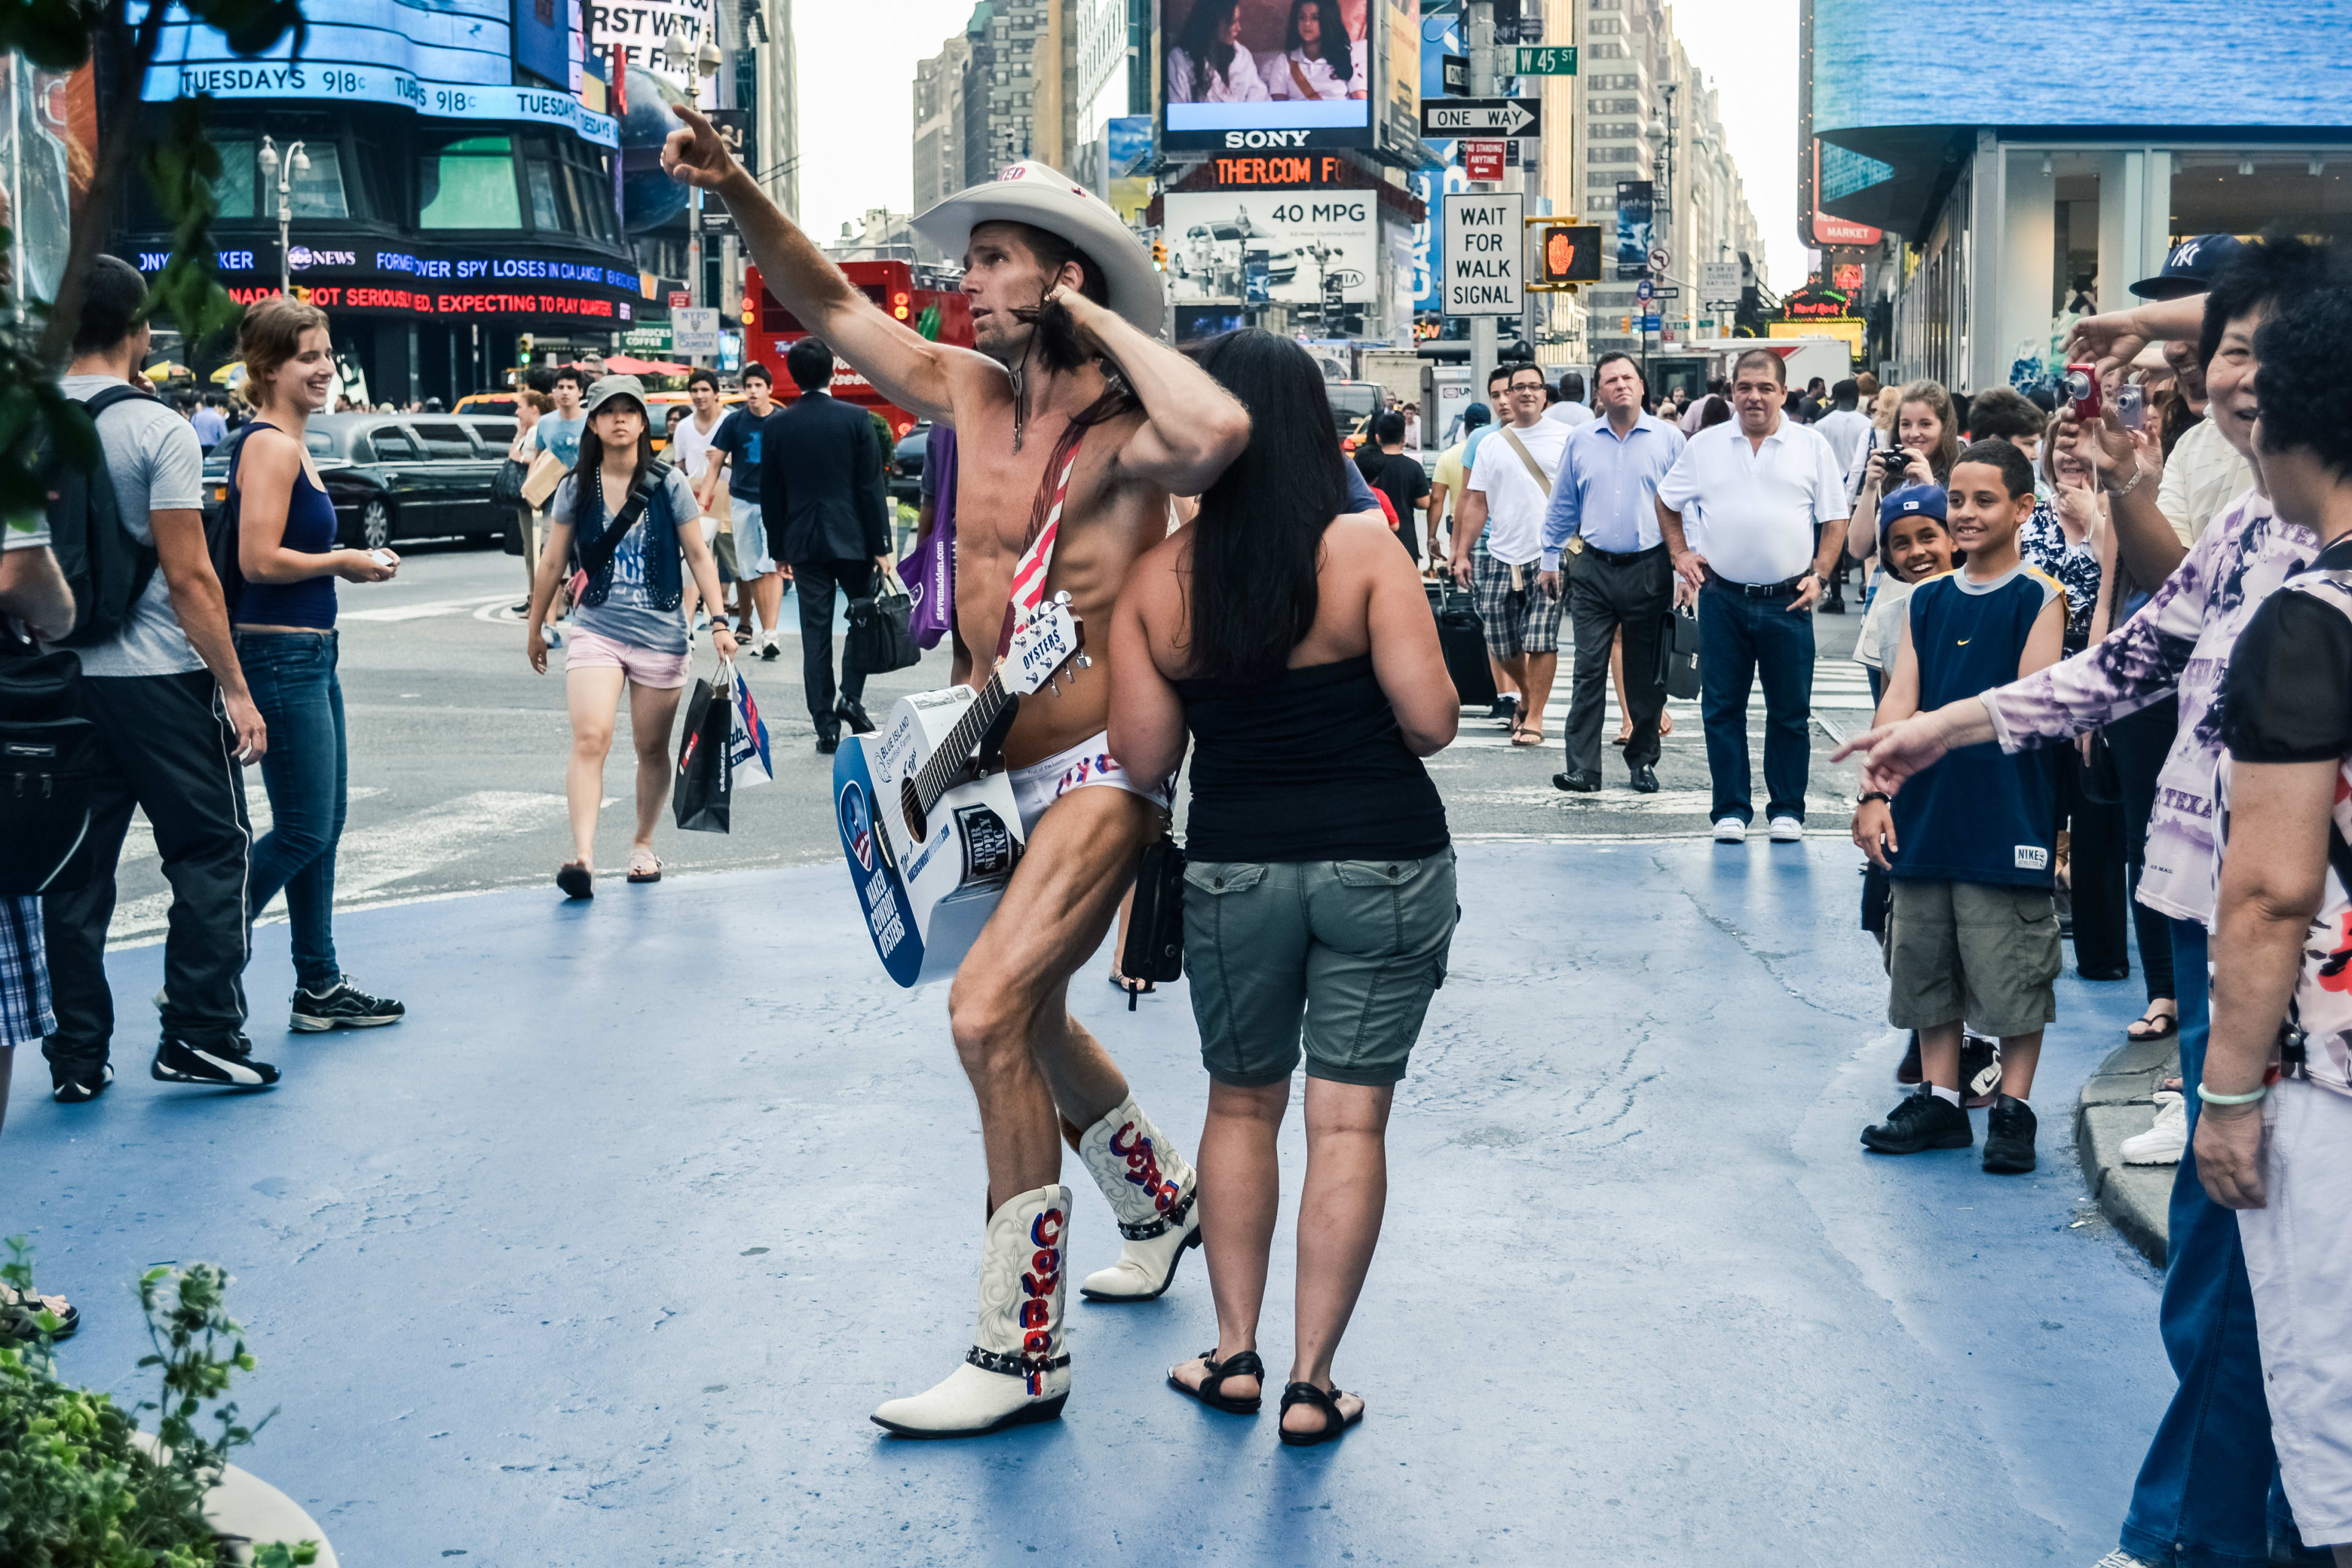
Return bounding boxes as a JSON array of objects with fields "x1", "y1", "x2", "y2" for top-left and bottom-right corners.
[
  {"x1": 96, "y1": 545, "x2": 1874, "y2": 944},
  {"x1": 6, "y1": 541, "x2": 2183, "y2": 1562}
]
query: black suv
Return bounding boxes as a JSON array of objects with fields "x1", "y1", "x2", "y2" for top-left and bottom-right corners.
[{"x1": 202, "y1": 412, "x2": 521, "y2": 549}]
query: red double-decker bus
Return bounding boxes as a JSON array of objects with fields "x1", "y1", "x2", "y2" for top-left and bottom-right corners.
[{"x1": 742, "y1": 260, "x2": 974, "y2": 438}]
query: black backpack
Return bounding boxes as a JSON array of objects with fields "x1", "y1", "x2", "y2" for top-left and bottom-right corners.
[
  {"x1": 45, "y1": 383, "x2": 162, "y2": 648},
  {"x1": 0, "y1": 639, "x2": 102, "y2": 895}
]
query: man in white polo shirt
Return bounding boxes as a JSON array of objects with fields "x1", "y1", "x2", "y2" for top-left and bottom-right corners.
[
  {"x1": 1452, "y1": 361, "x2": 1572, "y2": 747},
  {"x1": 1654, "y1": 347, "x2": 1851, "y2": 843}
]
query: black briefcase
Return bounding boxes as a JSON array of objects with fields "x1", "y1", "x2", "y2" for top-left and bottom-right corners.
[
  {"x1": 1658, "y1": 605, "x2": 1702, "y2": 703},
  {"x1": 845, "y1": 580, "x2": 921, "y2": 676},
  {"x1": 1427, "y1": 581, "x2": 1495, "y2": 706}
]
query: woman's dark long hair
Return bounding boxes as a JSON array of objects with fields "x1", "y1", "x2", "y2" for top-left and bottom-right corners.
[
  {"x1": 1286, "y1": 0, "x2": 1354, "y2": 83},
  {"x1": 1175, "y1": 0, "x2": 1240, "y2": 94},
  {"x1": 1181, "y1": 330, "x2": 1349, "y2": 684},
  {"x1": 569, "y1": 399, "x2": 658, "y2": 526}
]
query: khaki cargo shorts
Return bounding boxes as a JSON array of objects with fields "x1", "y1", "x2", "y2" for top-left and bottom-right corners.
[
  {"x1": 1182, "y1": 850, "x2": 1458, "y2": 1088},
  {"x1": 1885, "y1": 877, "x2": 2060, "y2": 1038}
]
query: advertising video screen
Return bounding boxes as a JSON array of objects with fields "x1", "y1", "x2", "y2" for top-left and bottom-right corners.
[
  {"x1": 1164, "y1": 0, "x2": 1374, "y2": 151},
  {"x1": 142, "y1": 0, "x2": 616, "y2": 145},
  {"x1": 1810, "y1": 0, "x2": 2352, "y2": 134},
  {"x1": 1163, "y1": 189, "x2": 1378, "y2": 315}
]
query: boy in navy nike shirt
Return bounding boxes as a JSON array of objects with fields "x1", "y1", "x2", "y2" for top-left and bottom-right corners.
[{"x1": 1851, "y1": 440, "x2": 2067, "y2": 1174}]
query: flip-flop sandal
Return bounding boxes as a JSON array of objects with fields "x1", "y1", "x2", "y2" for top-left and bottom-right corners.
[
  {"x1": 1510, "y1": 726, "x2": 1545, "y2": 747},
  {"x1": 2127, "y1": 1006, "x2": 2179, "y2": 1042},
  {"x1": 0, "y1": 1283, "x2": 79, "y2": 1342},
  {"x1": 1169, "y1": 1349, "x2": 1264, "y2": 1415},
  {"x1": 1278, "y1": 1379, "x2": 1363, "y2": 1447},
  {"x1": 627, "y1": 851, "x2": 663, "y2": 884},
  {"x1": 556, "y1": 861, "x2": 593, "y2": 900},
  {"x1": 1108, "y1": 970, "x2": 1156, "y2": 995}
]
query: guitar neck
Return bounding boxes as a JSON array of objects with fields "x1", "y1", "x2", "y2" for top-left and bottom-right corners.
[{"x1": 913, "y1": 674, "x2": 1012, "y2": 813}]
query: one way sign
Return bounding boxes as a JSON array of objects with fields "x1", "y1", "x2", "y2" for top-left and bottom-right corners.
[{"x1": 1420, "y1": 97, "x2": 1542, "y2": 138}]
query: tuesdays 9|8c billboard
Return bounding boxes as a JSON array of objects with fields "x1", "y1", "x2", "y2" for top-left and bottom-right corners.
[{"x1": 1164, "y1": 0, "x2": 1374, "y2": 151}]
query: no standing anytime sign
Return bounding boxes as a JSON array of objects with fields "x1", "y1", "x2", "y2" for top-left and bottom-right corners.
[{"x1": 1441, "y1": 192, "x2": 1523, "y2": 317}]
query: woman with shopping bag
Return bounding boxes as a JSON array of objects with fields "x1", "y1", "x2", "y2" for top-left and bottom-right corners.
[{"x1": 526, "y1": 375, "x2": 738, "y2": 897}]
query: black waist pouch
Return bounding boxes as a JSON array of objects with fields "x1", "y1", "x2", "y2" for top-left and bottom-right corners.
[{"x1": 1119, "y1": 832, "x2": 1186, "y2": 1009}]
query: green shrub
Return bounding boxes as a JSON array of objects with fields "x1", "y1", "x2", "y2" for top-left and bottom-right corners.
[{"x1": 0, "y1": 1239, "x2": 318, "y2": 1567}]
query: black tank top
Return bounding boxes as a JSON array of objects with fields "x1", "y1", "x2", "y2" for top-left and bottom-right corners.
[{"x1": 1176, "y1": 654, "x2": 1450, "y2": 863}]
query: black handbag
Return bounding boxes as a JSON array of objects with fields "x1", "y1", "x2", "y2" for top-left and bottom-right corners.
[
  {"x1": 0, "y1": 641, "x2": 102, "y2": 895},
  {"x1": 1117, "y1": 833, "x2": 1186, "y2": 1009},
  {"x1": 845, "y1": 573, "x2": 922, "y2": 676},
  {"x1": 490, "y1": 456, "x2": 528, "y2": 509},
  {"x1": 671, "y1": 669, "x2": 734, "y2": 834},
  {"x1": 1659, "y1": 604, "x2": 1702, "y2": 702}
]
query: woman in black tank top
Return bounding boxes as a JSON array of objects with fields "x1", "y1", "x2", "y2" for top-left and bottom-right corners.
[{"x1": 1108, "y1": 328, "x2": 1459, "y2": 1446}]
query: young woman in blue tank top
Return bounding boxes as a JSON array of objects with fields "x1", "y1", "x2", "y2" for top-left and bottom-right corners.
[
  {"x1": 1110, "y1": 328, "x2": 1460, "y2": 1446},
  {"x1": 230, "y1": 296, "x2": 405, "y2": 1032}
]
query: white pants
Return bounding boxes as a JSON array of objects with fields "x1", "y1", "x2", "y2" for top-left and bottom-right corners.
[{"x1": 2239, "y1": 1076, "x2": 2352, "y2": 1545}]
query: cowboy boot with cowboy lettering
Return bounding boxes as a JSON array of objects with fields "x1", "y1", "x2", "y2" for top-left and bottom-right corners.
[
  {"x1": 1073, "y1": 1095, "x2": 1201, "y2": 1302},
  {"x1": 871, "y1": 1183, "x2": 1072, "y2": 1438}
]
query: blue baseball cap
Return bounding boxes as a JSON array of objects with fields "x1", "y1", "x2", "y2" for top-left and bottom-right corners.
[
  {"x1": 2130, "y1": 233, "x2": 2248, "y2": 301},
  {"x1": 1879, "y1": 483, "x2": 1947, "y2": 526}
]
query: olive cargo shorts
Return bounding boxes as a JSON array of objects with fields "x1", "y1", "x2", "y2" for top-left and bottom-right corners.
[
  {"x1": 1884, "y1": 877, "x2": 2060, "y2": 1038},
  {"x1": 1182, "y1": 851, "x2": 1458, "y2": 1088}
]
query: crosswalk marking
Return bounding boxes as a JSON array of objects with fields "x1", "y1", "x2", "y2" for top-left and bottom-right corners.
[
  {"x1": 341, "y1": 592, "x2": 517, "y2": 623},
  {"x1": 1449, "y1": 666, "x2": 1877, "y2": 750}
]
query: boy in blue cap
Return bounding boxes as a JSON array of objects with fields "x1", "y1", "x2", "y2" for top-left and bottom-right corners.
[{"x1": 1852, "y1": 442, "x2": 2068, "y2": 1173}]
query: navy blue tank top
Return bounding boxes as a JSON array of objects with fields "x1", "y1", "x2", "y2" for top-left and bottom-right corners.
[
  {"x1": 1888, "y1": 566, "x2": 2060, "y2": 888},
  {"x1": 233, "y1": 422, "x2": 339, "y2": 629}
]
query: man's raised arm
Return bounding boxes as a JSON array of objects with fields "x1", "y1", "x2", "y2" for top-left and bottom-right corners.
[{"x1": 663, "y1": 105, "x2": 959, "y2": 423}]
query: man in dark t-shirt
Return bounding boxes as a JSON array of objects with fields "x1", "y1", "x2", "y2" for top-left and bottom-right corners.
[{"x1": 1354, "y1": 410, "x2": 1432, "y2": 559}]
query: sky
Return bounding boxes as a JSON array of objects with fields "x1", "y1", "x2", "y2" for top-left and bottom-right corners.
[{"x1": 790, "y1": 0, "x2": 1807, "y2": 291}]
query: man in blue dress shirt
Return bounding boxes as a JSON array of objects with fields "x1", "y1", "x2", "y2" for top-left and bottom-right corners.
[{"x1": 1537, "y1": 353, "x2": 1686, "y2": 794}]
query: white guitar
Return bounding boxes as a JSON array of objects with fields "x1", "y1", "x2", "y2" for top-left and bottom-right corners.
[{"x1": 832, "y1": 596, "x2": 1087, "y2": 987}]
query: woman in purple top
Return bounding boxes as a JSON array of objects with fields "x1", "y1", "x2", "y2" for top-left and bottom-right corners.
[{"x1": 232, "y1": 297, "x2": 405, "y2": 1033}]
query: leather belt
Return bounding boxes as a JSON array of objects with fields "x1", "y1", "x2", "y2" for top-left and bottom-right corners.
[
  {"x1": 1581, "y1": 542, "x2": 1667, "y2": 567},
  {"x1": 1704, "y1": 567, "x2": 1807, "y2": 598}
]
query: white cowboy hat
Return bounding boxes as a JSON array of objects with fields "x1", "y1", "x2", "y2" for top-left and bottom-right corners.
[{"x1": 913, "y1": 160, "x2": 1163, "y2": 337}]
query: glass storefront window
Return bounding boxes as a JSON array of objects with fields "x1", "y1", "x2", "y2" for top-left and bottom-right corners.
[
  {"x1": 213, "y1": 138, "x2": 256, "y2": 219},
  {"x1": 2171, "y1": 153, "x2": 2352, "y2": 249},
  {"x1": 420, "y1": 135, "x2": 521, "y2": 229},
  {"x1": 526, "y1": 160, "x2": 564, "y2": 232},
  {"x1": 290, "y1": 141, "x2": 347, "y2": 219}
]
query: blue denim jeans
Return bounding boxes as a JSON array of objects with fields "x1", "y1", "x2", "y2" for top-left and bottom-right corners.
[
  {"x1": 1696, "y1": 581, "x2": 1815, "y2": 824},
  {"x1": 2118, "y1": 918, "x2": 2321, "y2": 1567},
  {"x1": 236, "y1": 630, "x2": 347, "y2": 992}
]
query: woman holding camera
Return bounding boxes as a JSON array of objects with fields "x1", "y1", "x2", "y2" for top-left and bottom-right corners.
[
  {"x1": 1845, "y1": 379, "x2": 1964, "y2": 565},
  {"x1": 1110, "y1": 328, "x2": 1458, "y2": 1447}
]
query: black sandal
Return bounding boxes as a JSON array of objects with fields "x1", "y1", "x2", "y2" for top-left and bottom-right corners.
[
  {"x1": 1278, "y1": 1380, "x2": 1363, "y2": 1447},
  {"x1": 2127, "y1": 1004, "x2": 2179, "y2": 1042},
  {"x1": 1168, "y1": 1349, "x2": 1264, "y2": 1415},
  {"x1": 556, "y1": 861, "x2": 593, "y2": 900},
  {"x1": 0, "y1": 1283, "x2": 79, "y2": 1343}
]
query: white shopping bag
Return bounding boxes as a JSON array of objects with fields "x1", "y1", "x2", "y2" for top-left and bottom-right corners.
[{"x1": 725, "y1": 660, "x2": 773, "y2": 790}]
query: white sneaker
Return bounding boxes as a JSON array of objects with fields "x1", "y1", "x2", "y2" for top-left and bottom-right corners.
[
  {"x1": 2090, "y1": 1553, "x2": 2163, "y2": 1568},
  {"x1": 1769, "y1": 816, "x2": 1804, "y2": 843},
  {"x1": 2121, "y1": 1091, "x2": 2187, "y2": 1166},
  {"x1": 1713, "y1": 817, "x2": 1747, "y2": 843}
]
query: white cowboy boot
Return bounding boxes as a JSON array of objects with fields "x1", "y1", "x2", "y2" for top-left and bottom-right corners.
[
  {"x1": 871, "y1": 1183, "x2": 1072, "y2": 1438},
  {"x1": 1074, "y1": 1095, "x2": 1202, "y2": 1302}
]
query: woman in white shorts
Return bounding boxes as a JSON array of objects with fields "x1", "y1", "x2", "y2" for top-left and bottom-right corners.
[{"x1": 526, "y1": 376, "x2": 737, "y2": 897}]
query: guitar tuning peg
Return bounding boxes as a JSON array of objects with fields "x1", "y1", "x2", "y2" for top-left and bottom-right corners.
[
  {"x1": 1047, "y1": 679, "x2": 1061, "y2": 698},
  {"x1": 1075, "y1": 654, "x2": 1093, "y2": 670},
  {"x1": 1052, "y1": 590, "x2": 1072, "y2": 608}
]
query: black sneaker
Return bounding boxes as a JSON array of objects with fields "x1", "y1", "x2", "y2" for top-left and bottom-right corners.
[
  {"x1": 1860, "y1": 1088, "x2": 1973, "y2": 1155},
  {"x1": 290, "y1": 977, "x2": 405, "y2": 1032},
  {"x1": 1490, "y1": 694, "x2": 1519, "y2": 725},
  {"x1": 151, "y1": 1036, "x2": 280, "y2": 1088},
  {"x1": 51, "y1": 1062, "x2": 114, "y2": 1104},
  {"x1": 1983, "y1": 1095, "x2": 2038, "y2": 1174},
  {"x1": 1896, "y1": 1030, "x2": 1922, "y2": 1085}
]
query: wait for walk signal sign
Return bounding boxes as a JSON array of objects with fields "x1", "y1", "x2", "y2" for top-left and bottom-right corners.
[{"x1": 1442, "y1": 191, "x2": 1523, "y2": 317}]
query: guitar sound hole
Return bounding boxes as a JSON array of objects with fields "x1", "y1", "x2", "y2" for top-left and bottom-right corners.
[{"x1": 900, "y1": 775, "x2": 929, "y2": 843}]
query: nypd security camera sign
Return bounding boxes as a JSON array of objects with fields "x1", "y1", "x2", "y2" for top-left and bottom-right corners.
[{"x1": 1442, "y1": 192, "x2": 1523, "y2": 317}]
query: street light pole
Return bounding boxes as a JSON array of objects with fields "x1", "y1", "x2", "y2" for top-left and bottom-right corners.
[
  {"x1": 1466, "y1": 0, "x2": 1496, "y2": 394},
  {"x1": 257, "y1": 135, "x2": 309, "y2": 296},
  {"x1": 665, "y1": 34, "x2": 726, "y2": 311}
]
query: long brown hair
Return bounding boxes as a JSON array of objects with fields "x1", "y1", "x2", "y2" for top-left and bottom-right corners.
[
  {"x1": 569, "y1": 399, "x2": 657, "y2": 526},
  {"x1": 1896, "y1": 378, "x2": 1962, "y2": 479}
]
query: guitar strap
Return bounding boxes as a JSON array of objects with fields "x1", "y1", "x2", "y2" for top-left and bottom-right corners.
[{"x1": 995, "y1": 422, "x2": 1088, "y2": 658}]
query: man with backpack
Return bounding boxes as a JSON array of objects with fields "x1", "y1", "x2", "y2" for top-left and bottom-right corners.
[{"x1": 38, "y1": 255, "x2": 274, "y2": 1101}]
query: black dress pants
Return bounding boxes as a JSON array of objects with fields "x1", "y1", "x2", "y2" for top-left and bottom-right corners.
[
  {"x1": 791, "y1": 557, "x2": 875, "y2": 724},
  {"x1": 42, "y1": 671, "x2": 252, "y2": 1080},
  {"x1": 2106, "y1": 696, "x2": 2181, "y2": 1003},
  {"x1": 2059, "y1": 744, "x2": 2132, "y2": 979},
  {"x1": 1564, "y1": 545, "x2": 1671, "y2": 776}
]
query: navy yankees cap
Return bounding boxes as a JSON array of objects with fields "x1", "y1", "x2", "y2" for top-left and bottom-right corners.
[{"x1": 2130, "y1": 234, "x2": 2248, "y2": 301}]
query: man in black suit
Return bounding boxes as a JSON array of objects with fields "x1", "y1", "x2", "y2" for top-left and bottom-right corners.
[{"x1": 763, "y1": 335, "x2": 893, "y2": 753}]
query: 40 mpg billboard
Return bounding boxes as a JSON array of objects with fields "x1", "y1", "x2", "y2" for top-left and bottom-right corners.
[{"x1": 136, "y1": 0, "x2": 617, "y2": 146}]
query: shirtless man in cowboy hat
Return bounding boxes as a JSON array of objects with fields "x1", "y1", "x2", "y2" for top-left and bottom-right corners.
[{"x1": 664, "y1": 114, "x2": 1250, "y2": 1438}]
